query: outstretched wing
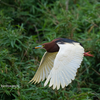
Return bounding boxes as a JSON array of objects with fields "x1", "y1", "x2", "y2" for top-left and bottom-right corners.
[
  {"x1": 29, "y1": 52, "x2": 57, "y2": 84},
  {"x1": 44, "y1": 42, "x2": 84, "y2": 89}
]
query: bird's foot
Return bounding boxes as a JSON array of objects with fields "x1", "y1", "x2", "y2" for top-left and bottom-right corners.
[{"x1": 84, "y1": 51, "x2": 94, "y2": 57}]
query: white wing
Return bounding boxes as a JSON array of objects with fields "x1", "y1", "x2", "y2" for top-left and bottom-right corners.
[
  {"x1": 29, "y1": 52, "x2": 57, "y2": 84},
  {"x1": 44, "y1": 42, "x2": 84, "y2": 89}
]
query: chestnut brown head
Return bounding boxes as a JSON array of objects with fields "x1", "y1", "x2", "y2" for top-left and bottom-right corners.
[{"x1": 34, "y1": 40, "x2": 59, "y2": 53}]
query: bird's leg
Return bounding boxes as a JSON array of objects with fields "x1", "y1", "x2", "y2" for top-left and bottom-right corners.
[{"x1": 84, "y1": 51, "x2": 94, "y2": 57}]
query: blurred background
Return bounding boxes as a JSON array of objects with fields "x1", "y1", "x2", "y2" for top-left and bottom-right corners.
[{"x1": 0, "y1": 0, "x2": 100, "y2": 100}]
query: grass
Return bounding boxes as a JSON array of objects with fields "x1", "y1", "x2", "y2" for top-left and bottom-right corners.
[{"x1": 0, "y1": 0, "x2": 100, "y2": 100}]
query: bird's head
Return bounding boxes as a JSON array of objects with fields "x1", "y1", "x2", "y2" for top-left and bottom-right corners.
[{"x1": 33, "y1": 41, "x2": 59, "y2": 52}]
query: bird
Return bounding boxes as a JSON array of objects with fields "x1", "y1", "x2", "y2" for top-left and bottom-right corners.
[{"x1": 29, "y1": 38, "x2": 93, "y2": 90}]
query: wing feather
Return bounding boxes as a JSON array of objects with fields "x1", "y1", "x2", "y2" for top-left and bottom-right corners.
[
  {"x1": 44, "y1": 43, "x2": 84, "y2": 89},
  {"x1": 29, "y1": 52, "x2": 57, "y2": 83}
]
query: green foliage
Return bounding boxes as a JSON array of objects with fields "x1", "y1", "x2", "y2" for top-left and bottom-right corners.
[{"x1": 0, "y1": 0, "x2": 100, "y2": 100}]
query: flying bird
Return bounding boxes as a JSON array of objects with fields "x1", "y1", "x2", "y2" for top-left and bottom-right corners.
[{"x1": 29, "y1": 38, "x2": 93, "y2": 90}]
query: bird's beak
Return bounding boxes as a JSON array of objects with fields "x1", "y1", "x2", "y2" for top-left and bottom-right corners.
[{"x1": 33, "y1": 45, "x2": 43, "y2": 49}]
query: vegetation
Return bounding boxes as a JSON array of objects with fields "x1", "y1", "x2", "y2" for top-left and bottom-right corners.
[{"x1": 0, "y1": 0, "x2": 100, "y2": 100}]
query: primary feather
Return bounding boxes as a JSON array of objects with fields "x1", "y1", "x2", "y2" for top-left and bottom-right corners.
[{"x1": 29, "y1": 52, "x2": 57, "y2": 83}]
